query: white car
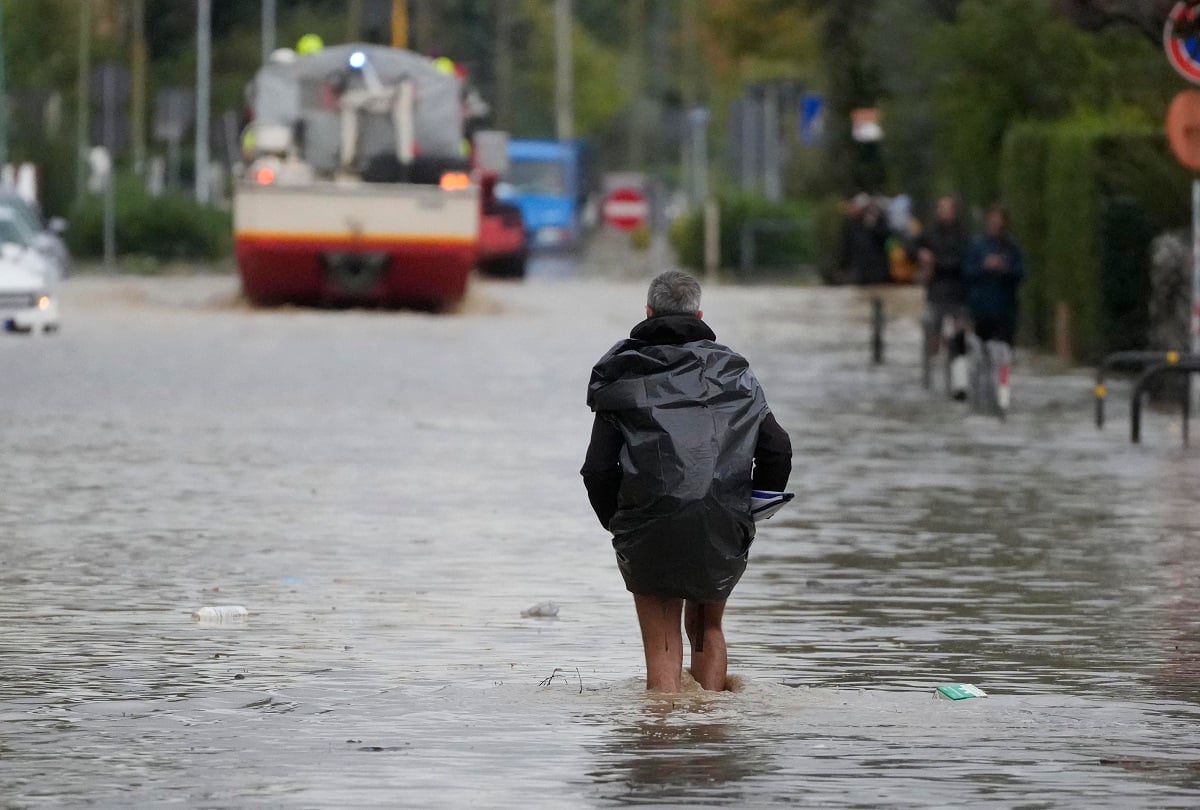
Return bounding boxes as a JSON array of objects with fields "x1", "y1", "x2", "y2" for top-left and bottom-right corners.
[
  {"x1": 0, "y1": 243, "x2": 59, "y2": 334},
  {"x1": 0, "y1": 191, "x2": 71, "y2": 278}
]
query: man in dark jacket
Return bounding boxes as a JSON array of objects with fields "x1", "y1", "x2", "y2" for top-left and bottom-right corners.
[
  {"x1": 965, "y1": 205, "x2": 1025, "y2": 346},
  {"x1": 839, "y1": 193, "x2": 891, "y2": 285},
  {"x1": 581, "y1": 270, "x2": 792, "y2": 692},
  {"x1": 917, "y1": 195, "x2": 971, "y2": 399}
]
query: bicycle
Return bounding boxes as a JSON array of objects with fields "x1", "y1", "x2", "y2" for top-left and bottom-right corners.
[{"x1": 967, "y1": 335, "x2": 1013, "y2": 419}]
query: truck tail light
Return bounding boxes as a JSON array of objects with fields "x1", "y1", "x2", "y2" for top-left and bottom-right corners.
[
  {"x1": 439, "y1": 172, "x2": 470, "y2": 191},
  {"x1": 256, "y1": 166, "x2": 276, "y2": 185}
]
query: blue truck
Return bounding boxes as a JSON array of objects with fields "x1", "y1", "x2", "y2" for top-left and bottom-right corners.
[{"x1": 501, "y1": 139, "x2": 590, "y2": 251}]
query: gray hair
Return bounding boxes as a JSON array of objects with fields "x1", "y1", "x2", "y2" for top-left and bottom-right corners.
[{"x1": 646, "y1": 270, "x2": 701, "y2": 315}]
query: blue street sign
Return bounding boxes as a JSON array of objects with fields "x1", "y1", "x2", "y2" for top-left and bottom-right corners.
[{"x1": 800, "y1": 94, "x2": 825, "y2": 147}]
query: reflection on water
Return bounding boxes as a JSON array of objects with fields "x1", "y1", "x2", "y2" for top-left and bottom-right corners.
[
  {"x1": 1, "y1": 276, "x2": 1199, "y2": 807},
  {"x1": 588, "y1": 684, "x2": 774, "y2": 804}
]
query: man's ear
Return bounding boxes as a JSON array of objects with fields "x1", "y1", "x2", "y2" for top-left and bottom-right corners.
[
  {"x1": 696, "y1": 309, "x2": 704, "y2": 320},
  {"x1": 645, "y1": 306, "x2": 654, "y2": 319}
]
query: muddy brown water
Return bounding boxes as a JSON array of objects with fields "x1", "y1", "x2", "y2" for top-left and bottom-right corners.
[{"x1": 1, "y1": 273, "x2": 1198, "y2": 808}]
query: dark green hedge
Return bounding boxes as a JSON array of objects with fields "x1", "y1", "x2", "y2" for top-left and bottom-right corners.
[
  {"x1": 999, "y1": 117, "x2": 1189, "y2": 361},
  {"x1": 670, "y1": 193, "x2": 819, "y2": 279},
  {"x1": 68, "y1": 175, "x2": 232, "y2": 262},
  {"x1": 999, "y1": 123, "x2": 1050, "y2": 348}
]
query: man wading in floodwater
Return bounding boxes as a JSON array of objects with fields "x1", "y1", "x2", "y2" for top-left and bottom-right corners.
[{"x1": 581, "y1": 271, "x2": 792, "y2": 691}]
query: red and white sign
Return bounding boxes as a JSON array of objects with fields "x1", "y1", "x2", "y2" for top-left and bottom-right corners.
[
  {"x1": 602, "y1": 188, "x2": 649, "y2": 231},
  {"x1": 1164, "y1": 2, "x2": 1200, "y2": 85}
]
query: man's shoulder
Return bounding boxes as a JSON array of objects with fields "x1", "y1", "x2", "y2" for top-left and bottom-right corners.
[{"x1": 591, "y1": 338, "x2": 644, "y2": 373}]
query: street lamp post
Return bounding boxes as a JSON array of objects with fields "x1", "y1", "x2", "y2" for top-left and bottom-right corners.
[
  {"x1": 75, "y1": 1, "x2": 92, "y2": 205},
  {"x1": 554, "y1": 0, "x2": 573, "y2": 141},
  {"x1": 132, "y1": 0, "x2": 147, "y2": 174},
  {"x1": 262, "y1": 0, "x2": 277, "y2": 65},
  {"x1": 196, "y1": 0, "x2": 211, "y2": 205}
]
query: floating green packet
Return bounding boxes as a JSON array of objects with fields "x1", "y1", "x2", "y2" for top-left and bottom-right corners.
[{"x1": 936, "y1": 683, "x2": 988, "y2": 700}]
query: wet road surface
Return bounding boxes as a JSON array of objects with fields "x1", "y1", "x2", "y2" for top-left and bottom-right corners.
[{"x1": 2, "y1": 265, "x2": 1199, "y2": 807}]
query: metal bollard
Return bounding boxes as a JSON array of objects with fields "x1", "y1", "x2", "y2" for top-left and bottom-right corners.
[
  {"x1": 1129, "y1": 359, "x2": 1200, "y2": 446},
  {"x1": 871, "y1": 298, "x2": 884, "y2": 365},
  {"x1": 1095, "y1": 350, "x2": 1186, "y2": 430}
]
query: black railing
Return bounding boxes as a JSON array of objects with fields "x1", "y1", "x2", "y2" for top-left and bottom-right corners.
[
  {"x1": 1094, "y1": 350, "x2": 1188, "y2": 429},
  {"x1": 1129, "y1": 358, "x2": 1200, "y2": 446}
]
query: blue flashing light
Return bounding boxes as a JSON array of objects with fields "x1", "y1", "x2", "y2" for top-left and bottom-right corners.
[{"x1": 349, "y1": 51, "x2": 367, "y2": 70}]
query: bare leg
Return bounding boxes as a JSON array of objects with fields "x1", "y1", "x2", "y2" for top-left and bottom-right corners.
[
  {"x1": 632, "y1": 593, "x2": 684, "y2": 691},
  {"x1": 685, "y1": 599, "x2": 728, "y2": 691}
]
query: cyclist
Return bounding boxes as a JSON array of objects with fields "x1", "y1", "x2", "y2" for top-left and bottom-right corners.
[
  {"x1": 965, "y1": 205, "x2": 1025, "y2": 348},
  {"x1": 916, "y1": 196, "x2": 970, "y2": 399}
]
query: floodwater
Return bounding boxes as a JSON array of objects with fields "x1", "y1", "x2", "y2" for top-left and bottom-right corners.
[{"x1": 2, "y1": 262, "x2": 1199, "y2": 808}]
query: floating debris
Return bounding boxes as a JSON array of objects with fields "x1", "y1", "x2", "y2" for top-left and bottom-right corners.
[
  {"x1": 521, "y1": 601, "x2": 559, "y2": 618},
  {"x1": 935, "y1": 683, "x2": 987, "y2": 700},
  {"x1": 538, "y1": 667, "x2": 583, "y2": 693},
  {"x1": 192, "y1": 605, "x2": 249, "y2": 623}
]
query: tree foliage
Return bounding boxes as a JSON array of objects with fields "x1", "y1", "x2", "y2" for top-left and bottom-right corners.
[
  {"x1": 860, "y1": 0, "x2": 1177, "y2": 207},
  {"x1": 508, "y1": 0, "x2": 628, "y2": 139}
]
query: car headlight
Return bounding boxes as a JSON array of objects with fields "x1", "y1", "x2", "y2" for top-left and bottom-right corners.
[{"x1": 36, "y1": 295, "x2": 51, "y2": 310}]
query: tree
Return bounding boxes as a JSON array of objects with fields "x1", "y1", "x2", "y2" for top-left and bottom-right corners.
[
  {"x1": 862, "y1": 0, "x2": 944, "y2": 205},
  {"x1": 1054, "y1": 0, "x2": 1177, "y2": 41},
  {"x1": 509, "y1": 0, "x2": 628, "y2": 139},
  {"x1": 919, "y1": 0, "x2": 1171, "y2": 206}
]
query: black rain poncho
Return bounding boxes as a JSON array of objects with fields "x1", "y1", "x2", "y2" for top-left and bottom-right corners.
[{"x1": 585, "y1": 315, "x2": 770, "y2": 602}]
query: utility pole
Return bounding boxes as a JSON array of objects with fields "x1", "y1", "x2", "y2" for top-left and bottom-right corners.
[
  {"x1": 554, "y1": 0, "x2": 573, "y2": 141},
  {"x1": 494, "y1": 0, "x2": 513, "y2": 131},
  {"x1": 76, "y1": 1, "x2": 92, "y2": 204},
  {"x1": 763, "y1": 83, "x2": 781, "y2": 201},
  {"x1": 262, "y1": 0, "x2": 277, "y2": 64},
  {"x1": 131, "y1": 0, "x2": 147, "y2": 174},
  {"x1": 680, "y1": 0, "x2": 699, "y2": 204},
  {"x1": 196, "y1": 0, "x2": 211, "y2": 205},
  {"x1": 0, "y1": 2, "x2": 8, "y2": 171},
  {"x1": 102, "y1": 58, "x2": 117, "y2": 270},
  {"x1": 347, "y1": 0, "x2": 364, "y2": 43},
  {"x1": 627, "y1": 0, "x2": 646, "y2": 169},
  {"x1": 412, "y1": 0, "x2": 434, "y2": 53}
]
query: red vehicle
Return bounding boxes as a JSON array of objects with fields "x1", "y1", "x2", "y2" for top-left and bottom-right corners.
[
  {"x1": 476, "y1": 173, "x2": 527, "y2": 279},
  {"x1": 236, "y1": 44, "x2": 521, "y2": 308}
]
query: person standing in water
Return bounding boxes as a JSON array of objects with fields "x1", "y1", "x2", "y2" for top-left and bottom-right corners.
[
  {"x1": 917, "y1": 195, "x2": 971, "y2": 399},
  {"x1": 965, "y1": 205, "x2": 1025, "y2": 348},
  {"x1": 581, "y1": 271, "x2": 792, "y2": 691}
]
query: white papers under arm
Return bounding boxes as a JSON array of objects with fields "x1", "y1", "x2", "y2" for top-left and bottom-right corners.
[{"x1": 750, "y1": 490, "x2": 794, "y2": 521}]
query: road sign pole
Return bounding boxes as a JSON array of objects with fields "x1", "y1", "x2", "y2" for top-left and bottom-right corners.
[
  {"x1": 103, "y1": 64, "x2": 117, "y2": 272},
  {"x1": 1193, "y1": 179, "x2": 1200, "y2": 413}
]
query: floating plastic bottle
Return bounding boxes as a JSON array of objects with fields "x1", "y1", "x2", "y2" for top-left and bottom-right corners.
[
  {"x1": 521, "y1": 601, "x2": 559, "y2": 618},
  {"x1": 192, "y1": 605, "x2": 249, "y2": 623}
]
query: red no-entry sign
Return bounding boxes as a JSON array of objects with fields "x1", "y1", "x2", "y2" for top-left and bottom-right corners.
[{"x1": 602, "y1": 188, "x2": 649, "y2": 231}]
